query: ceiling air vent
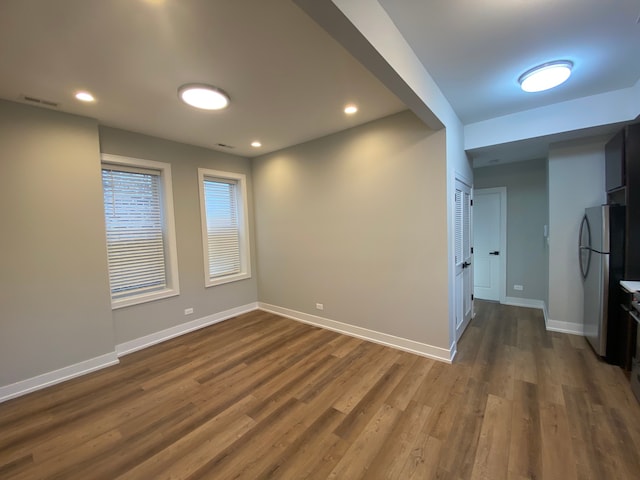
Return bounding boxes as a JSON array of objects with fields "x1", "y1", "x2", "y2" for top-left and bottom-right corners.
[
  {"x1": 216, "y1": 143, "x2": 235, "y2": 149},
  {"x1": 21, "y1": 95, "x2": 59, "y2": 108}
]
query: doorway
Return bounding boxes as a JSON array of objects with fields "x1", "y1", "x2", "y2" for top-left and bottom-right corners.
[{"x1": 473, "y1": 187, "x2": 506, "y2": 302}]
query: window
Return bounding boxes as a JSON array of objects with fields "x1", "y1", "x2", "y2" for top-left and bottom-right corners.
[
  {"x1": 101, "y1": 154, "x2": 179, "y2": 308},
  {"x1": 198, "y1": 169, "x2": 251, "y2": 286}
]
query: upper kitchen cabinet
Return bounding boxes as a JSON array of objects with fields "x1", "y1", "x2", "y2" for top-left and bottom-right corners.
[
  {"x1": 607, "y1": 123, "x2": 640, "y2": 279},
  {"x1": 606, "y1": 124, "x2": 640, "y2": 200},
  {"x1": 606, "y1": 129, "x2": 625, "y2": 193}
]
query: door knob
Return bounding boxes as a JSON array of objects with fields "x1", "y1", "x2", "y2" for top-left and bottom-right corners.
[{"x1": 489, "y1": 251, "x2": 500, "y2": 255}]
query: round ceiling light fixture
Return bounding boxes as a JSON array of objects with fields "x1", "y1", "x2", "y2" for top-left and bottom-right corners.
[
  {"x1": 178, "y1": 84, "x2": 230, "y2": 110},
  {"x1": 251, "y1": 141, "x2": 262, "y2": 148},
  {"x1": 518, "y1": 61, "x2": 573, "y2": 92}
]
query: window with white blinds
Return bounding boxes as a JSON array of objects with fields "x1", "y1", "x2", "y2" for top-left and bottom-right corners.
[
  {"x1": 101, "y1": 154, "x2": 179, "y2": 308},
  {"x1": 198, "y1": 169, "x2": 251, "y2": 287}
]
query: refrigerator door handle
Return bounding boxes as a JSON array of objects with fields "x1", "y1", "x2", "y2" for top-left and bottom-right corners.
[{"x1": 579, "y1": 215, "x2": 592, "y2": 279}]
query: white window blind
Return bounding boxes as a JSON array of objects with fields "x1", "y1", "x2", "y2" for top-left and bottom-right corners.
[
  {"x1": 203, "y1": 178, "x2": 241, "y2": 279},
  {"x1": 102, "y1": 165, "x2": 167, "y2": 299}
]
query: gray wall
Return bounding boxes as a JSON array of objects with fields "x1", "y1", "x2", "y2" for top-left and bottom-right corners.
[
  {"x1": 0, "y1": 100, "x2": 115, "y2": 386},
  {"x1": 0, "y1": 103, "x2": 454, "y2": 390},
  {"x1": 252, "y1": 111, "x2": 451, "y2": 350},
  {"x1": 548, "y1": 139, "x2": 606, "y2": 327},
  {"x1": 0, "y1": 99, "x2": 260, "y2": 390},
  {"x1": 99, "y1": 127, "x2": 258, "y2": 344},
  {"x1": 474, "y1": 158, "x2": 549, "y2": 304}
]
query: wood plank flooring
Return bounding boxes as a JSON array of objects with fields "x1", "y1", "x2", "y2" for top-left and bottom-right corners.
[{"x1": 2, "y1": 301, "x2": 640, "y2": 479}]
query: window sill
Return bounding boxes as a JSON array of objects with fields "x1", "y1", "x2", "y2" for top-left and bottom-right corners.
[
  {"x1": 111, "y1": 288, "x2": 180, "y2": 310},
  {"x1": 205, "y1": 272, "x2": 251, "y2": 288}
]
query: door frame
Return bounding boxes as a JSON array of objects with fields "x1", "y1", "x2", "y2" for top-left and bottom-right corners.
[{"x1": 474, "y1": 187, "x2": 507, "y2": 304}]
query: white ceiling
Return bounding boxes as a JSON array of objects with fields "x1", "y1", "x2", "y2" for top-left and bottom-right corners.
[
  {"x1": 379, "y1": 0, "x2": 640, "y2": 124},
  {"x1": 0, "y1": 0, "x2": 638, "y2": 162},
  {"x1": 0, "y1": 0, "x2": 405, "y2": 157}
]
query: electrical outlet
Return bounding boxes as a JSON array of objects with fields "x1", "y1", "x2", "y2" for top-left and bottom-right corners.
[
  {"x1": 315, "y1": 303, "x2": 324, "y2": 311},
  {"x1": 513, "y1": 285, "x2": 524, "y2": 291},
  {"x1": 184, "y1": 307, "x2": 194, "y2": 315}
]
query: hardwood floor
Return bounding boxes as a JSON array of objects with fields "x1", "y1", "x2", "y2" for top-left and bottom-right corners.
[{"x1": 1, "y1": 301, "x2": 640, "y2": 479}]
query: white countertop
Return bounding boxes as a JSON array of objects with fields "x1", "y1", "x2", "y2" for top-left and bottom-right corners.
[{"x1": 620, "y1": 280, "x2": 640, "y2": 293}]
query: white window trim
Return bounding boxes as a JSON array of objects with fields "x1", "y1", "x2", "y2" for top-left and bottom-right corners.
[
  {"x1": 101, "y1": 153, "x2": 180, "y2": 309},
  {"x1": 198, "y1": 168, "x2": 252, "y2": 287}
]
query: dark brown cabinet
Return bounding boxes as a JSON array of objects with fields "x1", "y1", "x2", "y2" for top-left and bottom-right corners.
[
  {"x1": 619, "y1": 290, "x2": 637, "y2": 371},
  {"x1": 606, "y1": 123, "x2": 640, "y2": 280},
  {"x1": 606, "y1": 124, "x2": 640, "y2": 371},
  {"x1": 606, "y1": 129, "x2": 625, "y2": 192},
  {"x1": 625, "y1": 124, "x2": 640, "y2": 279}
]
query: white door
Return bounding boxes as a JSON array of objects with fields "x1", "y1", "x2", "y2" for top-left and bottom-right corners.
[
  {"x1": 454, "y1": 179, "x2": 473, "y2": 338},
  {"x1": 473, "y1": 188, "x2": 505, "y2": 301}
]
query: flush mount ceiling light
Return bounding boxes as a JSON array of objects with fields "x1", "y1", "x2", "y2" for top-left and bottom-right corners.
[
  {"x1": 178, "y1": 84, "x2": 229, "y2": 110},
  {"x1": 344, "y1": 104, "x2": 358, "y2": 114},
  {"x1": 75, "y1": 91, "x2": 95, "y2": 102},
  {"x1": 251, "y1": 141, "x2": 262, "y2": 148},
  {"x1": 518, "y1": 61, "x2": 573, "y2": 92}
]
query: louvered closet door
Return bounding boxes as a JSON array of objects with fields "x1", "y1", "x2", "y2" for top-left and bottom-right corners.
[{"x1": 454, "y1": 179, "x2": 473, "y2": 340}]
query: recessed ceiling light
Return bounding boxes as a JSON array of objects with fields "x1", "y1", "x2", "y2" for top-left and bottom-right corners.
[
  {"x1": 518, "y1": 61, "x2": 573, "y2": 93},
  {"x1": 251, "y1": 141, "x2": 262, "y2": 148},
  {"x1": 344, "y1": 104, "x2": 358, "y2": 114},
  {"x1": 178, "y1": 84, "x2": 229, "y2": 110},
  {"x1": 75, "y1": 91, "x2": 95, "y2": 102}
]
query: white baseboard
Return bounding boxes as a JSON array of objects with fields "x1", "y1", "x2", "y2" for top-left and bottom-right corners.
[
  {"x1": 0, "y1": 302, "x2": 261, "y2": 404},
  {"x1": 502, "y1": 297, "x2": 583, "y2": 335},
  {"x1": 502, "y1": 297, "x2": 584, "y2": 336},
  {"x1": 545, "y1": 319, "x2": 585, "y2": 336},
  {"x1": 542, "y1": 302, "x2": 549, "y2": 326},
  {"x1": 0, "y1": 352, "x2": 119, "y2": 403},
  {"x1": 116, "y1": 302, "x2": 259, "y2": 357},
  {"x1": 503, "y1": 296, "x2": 546, "y2": 310},
  {"x1": 258, "y1": 302, "x2": 454, "y2": 363}
]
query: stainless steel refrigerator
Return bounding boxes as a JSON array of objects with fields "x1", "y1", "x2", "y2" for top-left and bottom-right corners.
[{"x1": 579, "y1": 204, "x2": 625, "y2": 363}]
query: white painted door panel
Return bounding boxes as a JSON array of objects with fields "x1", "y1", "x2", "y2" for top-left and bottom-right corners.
[{"x1": 473, "y1": 190, "x2": 502, "y2": 301}]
